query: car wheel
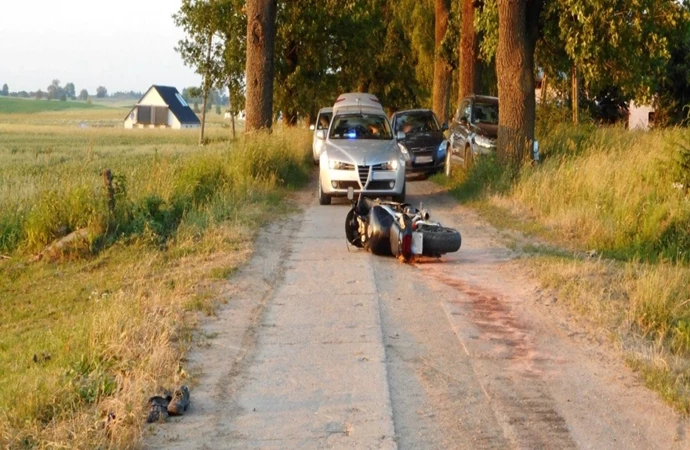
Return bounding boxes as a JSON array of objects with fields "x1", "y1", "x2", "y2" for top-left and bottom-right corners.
[
  {"x1": 392, "y1": 182, "x2": 406, "y2": 203},
  {"x1": 444, "y1": 147, "x2": 453, "y2": 177},
  {"x1": 464, "y1": 145, "x2": 474, "y2": 169},
  {"x1": 318, "y1": 179, "x2": 331, "y2": 205}
]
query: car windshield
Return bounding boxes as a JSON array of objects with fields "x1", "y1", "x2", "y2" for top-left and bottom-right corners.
[
  {"x1": 472, "y1": 103, "x2": 499, "y2": 125},
  {"x1": 329, "y1": 114, "x2": 393, "y2": 140},
  {"x1": 317, "y1": 112, "x2": 332, "y2": 130},
  {"x1": 395, "y1": 112, "x2": 440, "y2": 133}
]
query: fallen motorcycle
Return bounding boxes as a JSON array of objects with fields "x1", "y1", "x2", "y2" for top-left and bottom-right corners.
[{"x1": 344, "y1": 188, "x2": 461, "y2": 261}]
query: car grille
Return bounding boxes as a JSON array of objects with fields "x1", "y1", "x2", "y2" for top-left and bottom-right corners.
[
  {"x1": 411, "y1": 146, "x2": 435, "y2": 154},
  {"x1": 358, "y1": 165, "x2": 370, "y2": 186}
]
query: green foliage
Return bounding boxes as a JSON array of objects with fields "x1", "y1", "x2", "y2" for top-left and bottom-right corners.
[
  {"x1": 0, "y1": 97, "x2": 102, "y2": 113},
  {"x1": 174, "y1": 0, "x2": 246, "y2": 111},
  {"x1": 1, "y1": 83, "x2": 8, "y2": 96},
  {"x1": 96, "y1": 86, "x2": 107, "y2": 98},
  {"x1": 77, "y1": 89, "x2": 88, "y2": 101}
]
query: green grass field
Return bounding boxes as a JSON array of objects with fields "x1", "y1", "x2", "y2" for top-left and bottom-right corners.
[
  {"x1": 0, "y1": 97, "x2": 109, "y2": 114},
  {"x1": 0, "y1": 108, "x2": 311, "y2": 448}
]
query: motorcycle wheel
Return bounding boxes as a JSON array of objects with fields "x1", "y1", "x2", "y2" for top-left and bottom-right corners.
[{"x1": 420, "y1": 226, "x2": 461, "y2": 257}]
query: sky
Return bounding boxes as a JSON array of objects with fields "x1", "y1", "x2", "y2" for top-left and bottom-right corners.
[{"x1": 1, "y1": 0, "x2": 202, "y2": 94}]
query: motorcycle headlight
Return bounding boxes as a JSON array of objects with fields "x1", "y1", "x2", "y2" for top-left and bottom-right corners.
[
  {"x1": 398, "y1": 143, "x2": 411, "y2": 161},
  {"x1": 382, "y1": 160, "x2": 399, "y2": 171},
  {"x1": 474, "y1": 135, "x2": 495, "y2": 148},
  {"x1": 328, "y1": 160, "x2": 344, "y2": 170}
]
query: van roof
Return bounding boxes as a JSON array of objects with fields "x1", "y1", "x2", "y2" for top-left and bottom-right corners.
[{"x1": 333, "y1": 93, "x2": 383, "y2": 114}]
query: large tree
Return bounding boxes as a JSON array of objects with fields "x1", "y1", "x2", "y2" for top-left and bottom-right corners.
[
  {"x1": 458, "y1": 0, "x2": 482, "y2": 100},
  {"x1": 1, "y1": 83, "x2": 8, "y2": 96},
  {"x1": 64, "y1": 82, "x2": 76, "y2": 100},
  {"x1": 245, "y1": 0, "x2": 277, "y2": 131},
  {"x1": 495, "y1": 0, "x2": 543, "y2": 169},
  {"x1": 432, "y1": 0, "x2": 452, "y2": 123}
]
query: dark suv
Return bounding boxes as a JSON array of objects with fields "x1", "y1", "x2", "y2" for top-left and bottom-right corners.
[
  {"x1": 447, "y1": 95, "x2": 498, "y2": 173},
  {"x1": 390, "y1": 109, "x2": 448, "y2": 175}
]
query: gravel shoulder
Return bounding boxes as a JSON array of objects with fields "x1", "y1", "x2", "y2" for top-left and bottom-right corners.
[{"x1": 145, "y1": 179, "x2": 689, "y2": 449}]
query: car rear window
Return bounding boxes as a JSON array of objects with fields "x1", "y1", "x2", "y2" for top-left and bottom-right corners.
[
  {"x1": 395, "y1": 112, "x2": 440, "y2": 133},
  {"x1": 329, "y1": 114, "x2": 393, "y2": 140}
]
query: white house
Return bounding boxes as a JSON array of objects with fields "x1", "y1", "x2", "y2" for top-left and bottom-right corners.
[
  {"x1": 124, "y1": 85, "x2": 200, "y2": 129},
  {"x1": 628, "y1": 100, "x2": 655, "y2": 131}
]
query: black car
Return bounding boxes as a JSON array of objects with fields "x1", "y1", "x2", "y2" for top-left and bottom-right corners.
[
  {"x1": 447, "y1": 95, "x2": 498, "y2": 173},
  {"x1": 390, "y1": 109, "x2": 448, "y2": 175}
]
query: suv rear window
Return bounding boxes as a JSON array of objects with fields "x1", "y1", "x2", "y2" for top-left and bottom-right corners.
[{"x1": 329, "y1": 114, "x2": 393, "y2": 140}]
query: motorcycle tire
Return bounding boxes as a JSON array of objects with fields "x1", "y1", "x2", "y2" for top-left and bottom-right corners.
[{"x1": 420, "y1": 226, "x2": 461, "y2": 257}]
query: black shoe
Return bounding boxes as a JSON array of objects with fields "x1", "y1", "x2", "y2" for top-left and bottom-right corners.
[
  {"x1": 146, "y1": 395, "x2": 171, "y2": 423},
  {"x1": 167, "y1": 385, "x2": 190, "y2": 416}
]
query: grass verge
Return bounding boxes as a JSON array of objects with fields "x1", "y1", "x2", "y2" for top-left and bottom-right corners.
[
  {"x1": 0, "y1": 126, "x2": 311, "y2": 448},
  {"x1": 435, "y1": 123, "x2": 690, "y2": 414}
]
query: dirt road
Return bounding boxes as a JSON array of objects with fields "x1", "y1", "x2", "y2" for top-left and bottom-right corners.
[{"x1": 146, "y1": 179, "x2": 689, "y2": 449}]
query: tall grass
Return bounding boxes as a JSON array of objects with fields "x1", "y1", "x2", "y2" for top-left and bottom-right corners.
[
  {"x1": 440, "y1": 119, "x2": 690, "y2": 412},
  {"x1": 511, "y1": 124, "x2": 690, "y2": 262},
  {"x1": 0, "y1": 122, "x2": 311, "y2": 448}
]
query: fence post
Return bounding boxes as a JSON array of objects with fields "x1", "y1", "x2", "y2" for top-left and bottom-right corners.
[{"x1": 103, "y1": 169, "x2": 115, "y2": 213}]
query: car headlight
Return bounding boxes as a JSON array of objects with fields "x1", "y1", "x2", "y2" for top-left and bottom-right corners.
[
  {"x1": 382, "y1": 160, "x2": 399, "y2": 171},
  {"x1": 328, "y1": 160, "x2": 344, "y2": 170},
  {"x1": 437, "y1": 141, "x2": 448, "y2": 156},
  {"x1": 398, "y1": 143, "x2": 411, "y2": 161},
  {"x1": 474, "y1": 135, "x2": 495, "y2": 148}
]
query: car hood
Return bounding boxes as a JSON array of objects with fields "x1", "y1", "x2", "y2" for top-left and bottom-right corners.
[
  {"x1": 325, "y1": 139, "x2": 400, "y2": 164},
  {"x1": 399, "y1": 131, "x2": 445, "y2": 149},
  {"x1": 471, "y1": 123, "x2": 498, "y2": 139}
]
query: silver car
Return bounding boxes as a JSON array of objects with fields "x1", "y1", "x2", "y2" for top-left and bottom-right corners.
[
  {"x1": 310, "y1": 107, "x2": 333, "y2": 164},
  {"x1": 318, "y1": 93, "x2": 405, "y2": 205}
]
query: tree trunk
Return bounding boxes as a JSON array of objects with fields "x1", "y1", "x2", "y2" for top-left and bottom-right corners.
[
  {"x1": 458, "y1": 0, "x2": 482, "y2": 102},
  {"x1": 228, "y1": 86, "x2": 236, "y2": 140},
  {"x1": 199, "y1": 31, "x2": 213, "y2": 146},
  {"x1": 571, "y1": 65, "x2": 578, "y2": 125},
  {"x1": 496, "y1": 0, "x2": 543, "y2": 170},
  {"x1": 540, "y1": 73, "x2": 548, "y2": 105},
  {"x1": 245, "y1": 0, "x2": 277, "y2": 132},
  {"x1": 282, "y1": 41, "x2": 299, "y2": 127},
  {"x1": 433, "y1": 0, "x2": 452, "y2": 124}
]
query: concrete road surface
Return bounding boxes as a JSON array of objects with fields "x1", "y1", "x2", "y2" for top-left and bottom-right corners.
[{"x1": 146, "y1": 179, "x2": 689, "y2": 450}]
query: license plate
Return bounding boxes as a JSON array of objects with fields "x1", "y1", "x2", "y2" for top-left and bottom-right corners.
[
  {"x1": 411, "y1": 232, "x2": 423, "y2": 255},
  {"x1": 416, "y1": 156, "x2": 433, "y2": 164}
]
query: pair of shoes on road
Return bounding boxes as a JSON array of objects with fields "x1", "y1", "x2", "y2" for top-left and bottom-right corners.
[{"x1": 145, "y1": 385, "x2": 190, "y2": 423}]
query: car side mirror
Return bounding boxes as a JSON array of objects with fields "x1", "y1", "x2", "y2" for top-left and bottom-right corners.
[
  {"x1": 396, "y1": 131, "x2": 406, "y2": 140},
  {"x1": 316, "y1": 129, "x2": 326, "y2": 140},
  {"x1": 442, "y1": 122, "x2": 448, "y2": 131},
  {"x1": 309, "y1": 124, "x2": 315, "y2": 131}
]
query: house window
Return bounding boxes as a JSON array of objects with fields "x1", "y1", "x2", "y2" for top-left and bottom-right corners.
[{"x1": 176, "y1": 93, "x2": 188, "y2": 107}]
